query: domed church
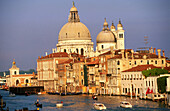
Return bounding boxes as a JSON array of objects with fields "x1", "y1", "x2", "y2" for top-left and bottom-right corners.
[
  {"x1": 56, "y1": 2, "x2": 94, "y2": 57},
  {"x1": 96, "y1": 18, "x2": 125, "y2": 54},
  {"x1": 55, "y1": 2, "x2": 125, "y2": 57}
]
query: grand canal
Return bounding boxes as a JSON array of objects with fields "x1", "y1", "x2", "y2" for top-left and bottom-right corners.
[{"x1": 0, "y1": 90, "x2": 169, "y2": 111}]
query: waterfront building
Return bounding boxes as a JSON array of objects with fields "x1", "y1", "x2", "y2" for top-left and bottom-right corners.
[
  {"x1": 6, "y1": 59, "x2": 34, "y2": 87},
  {"x1": 37, "y1": 52, "x2": 70, "y2": 91},
  {"x1": 86, "y1": 57, "x2": 100, "y2": 94},
  {"x1": 121, "y1": 65, "x2": 170, "y2": 97}
]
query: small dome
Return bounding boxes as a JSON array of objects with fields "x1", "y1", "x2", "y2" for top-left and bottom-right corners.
[
  {"x1": 70, "y1": 1, "x2": 78, "y2": 11},
  {"x1": 58, "y1": 22, "x2": 91, "y2": 41},
  {"x1": 117, "y1": 19, "x2": 123, "y2": 27},
  {"x1": 103, "y1": 18, "x2": 108, "y2": 27},
  {"x1": 96, "y1": 30, "x2": 116, "y2": 43},
  {"x1": 110, "y1": 21, "x2": 115, "y2": 29},
  {"x1": 70, "y1": 6, "x2": 78, "y2": 12}
]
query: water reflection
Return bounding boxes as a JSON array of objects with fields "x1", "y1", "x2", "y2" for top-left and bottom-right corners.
[{"x1": 0, "y1": 90, "x2": 169, "y2": 111}]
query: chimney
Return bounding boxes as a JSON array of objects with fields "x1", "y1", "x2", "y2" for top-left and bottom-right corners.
[
  {"x1": 162, "y1": 50, "x2": 165, "y2": 57},
  {"x1": 125, "y1": 50, "x2": 128, "y2": 59},
  {"x1": 157, "y1": 49, "x2": 161, "y2": 58},
  {"x1": 121, "y1": 49, "x2": 124, "y2": 59},
  {"x1": 131, "y1": 49, "x2": 134, "y2": 59},
  {"x1": 154, "y1": 48, "x2": 156, "y2": 54},
  {"x1": 110, "y1": 46, "x2": 113, "y2": 53},
  {"x1": 150, "y1": 47, "x2": 153, "y2": 53},
  {"x1": 45, "y1": 52, "x2": 48, "y2": 56}
]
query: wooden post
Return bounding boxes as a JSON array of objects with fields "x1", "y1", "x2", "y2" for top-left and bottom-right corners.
[{"x1": 130, "y1": 85, "x2": 132, "y2": 99}]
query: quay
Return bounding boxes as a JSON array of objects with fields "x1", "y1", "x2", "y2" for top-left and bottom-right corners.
[{"x1": 9, "y1": 86, "x2": 44, "y2": 95}]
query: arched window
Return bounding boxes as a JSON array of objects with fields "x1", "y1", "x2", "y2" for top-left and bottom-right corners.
[
  {"x1": 117, "y1": 61, "x2": 120, "y2": 65},
  {"x1": 76, "y1": 48, "x2": 78, "y2": 53},
  {"x1": 78, "y1": 32, "x2": 80, "y2": 37},
  {"x1": 64, "y1": 49, "x2": 66, "y2": 52},
  {"x1": 101, "y1": 45, "x2": 104, "y2": 49},
  {"x1": 81, "y1": 48, "x2": 84, "y2": 55},
  {"x1": 14, "y1": 71, "x2": 17, "y2": 75},
  {"x1": 162, "y1": 60, "x2": 164, "y2": 64},
  {"x1": 16, "y1": 80, "x2": 19, "y2": 86},
  {"x1": 26, "y1": 79, "x2": 29, "y2": 83}
]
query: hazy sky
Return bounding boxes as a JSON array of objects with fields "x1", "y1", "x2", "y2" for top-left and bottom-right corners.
[{"x1": 0, "y1": 0, "x2": 170, "y2": 72}]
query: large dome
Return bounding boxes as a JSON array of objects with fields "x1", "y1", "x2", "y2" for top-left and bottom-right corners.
[
  {"x1": 58, "y1": 22, "x2": 91, "y2": 41},
  {"x1": 96, "y1": 30, "x2": 115, "y2": 43}
]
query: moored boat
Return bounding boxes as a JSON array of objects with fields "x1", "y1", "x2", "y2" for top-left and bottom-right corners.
[
  {"x1": 56, "y1": 101, "x2": 63, "y2": 108},
  {"x1": 9, "y1": 93, "x2": 15, "y2": 97},
  {"x1": 93, "y1": 103, "x2": 106, "y2": 110},
  {"x1": 37, "y1": 91, "x2": 46, "y2": 95},
  {"x1": 120, "y1": 101, "x2": 132, "y2": 108}
]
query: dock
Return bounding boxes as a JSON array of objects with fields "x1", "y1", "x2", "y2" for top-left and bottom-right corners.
[{"x1": 9, "y1": 86, "x2": 44, "y2": 95}]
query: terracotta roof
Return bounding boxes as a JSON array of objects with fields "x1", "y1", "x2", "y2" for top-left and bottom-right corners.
[
  {"x1": 12, "y1": 74, "x2": 34, "y2": 77},
  {"x1": 122, "y1": 65, "x2": 159, "y2": 72},
  {"x1": 40, "y1": 52, "x2": 69, "y2": 59},
  {"x1": 86, "y1": 59, "x2": 99, "y2": 65},
  {"x1": 99, "y1": 51, "x2": 111, "y2": 56},
  {"x1": 70, "y1": 53, "x2": 85, "y2": 58},
  {"x1": 164, "y1": 67, "x2": 170, "y2": 71},
  {"x1": 166, "y1": 60, "x2": 170, "y2": 63},
  {"x1": 59, "y1": 59, "x2": 73, "y2": 64}
]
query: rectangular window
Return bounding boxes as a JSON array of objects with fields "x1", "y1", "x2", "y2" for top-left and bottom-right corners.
[{"x1": 119, "y1": 34, "x2": 123, "y2": 38}]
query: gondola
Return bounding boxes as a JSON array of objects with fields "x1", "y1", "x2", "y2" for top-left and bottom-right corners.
[{"x1": 35, "y1": 103, "x2": 42, "y2": 108}]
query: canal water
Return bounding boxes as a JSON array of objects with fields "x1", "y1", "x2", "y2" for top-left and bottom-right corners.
[{"x1": 0, "y1": 90, "x2": 169, "y2": 111}]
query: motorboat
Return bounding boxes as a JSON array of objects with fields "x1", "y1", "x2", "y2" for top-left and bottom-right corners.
[
  {"x1": 93, "y1": 103, "x2": 106, "y2": 110},
  {"x1": 9, "y1": 93, "x2": 16, "y2": 97},
  {"x1": 120, "y1": 101, "x2": 132, "y2": 108},
  {"x1": 56, "y1": 101, "x2": 63, "y2": 108},
  {"x1": 92, "y1": 96, "x2": 98, "y2": 100}
]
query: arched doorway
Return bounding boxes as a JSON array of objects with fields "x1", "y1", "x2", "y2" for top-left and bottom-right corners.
[
  {"x1": 81, "y1": 48, "x2": 84, "y2": 55},
  {"x1": 16, "y1": 80, "x2": 19, "y2": 86}
]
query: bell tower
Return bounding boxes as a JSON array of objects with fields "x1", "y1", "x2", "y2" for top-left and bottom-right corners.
[
  {"x1": 117, "y1": 19, "x2": 125, "y2": 49},
  {"x1": 9, "y1": 59, "x2": 19, "y2": 75}
]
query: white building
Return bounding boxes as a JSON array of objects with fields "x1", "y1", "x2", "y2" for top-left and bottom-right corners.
[
  {"x1": 56, "y1": 2, "x2": 94, "y2": 57},
  {"x1": 121, "y1": 64, "x2": 170, "y2": 96}
]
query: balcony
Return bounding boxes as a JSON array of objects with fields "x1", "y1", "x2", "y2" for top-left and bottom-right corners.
[
  {"x1": 99, "y1": 79, "x2": 105, "y2": 83},
  {"x1": 67, "y1": 78, "x2": 74, "y2": 83},
  {"x1": 89, "y1": 81, "x2": 96, "y2": 86}
]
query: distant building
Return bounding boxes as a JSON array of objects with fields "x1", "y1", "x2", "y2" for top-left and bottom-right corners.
[{"x1": 6, "y1": 59, "x2": 35, "y2": 87}]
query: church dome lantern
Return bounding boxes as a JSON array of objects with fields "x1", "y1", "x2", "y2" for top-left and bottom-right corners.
[
  {"x1": 96, "y1": 18, "x2": 116, "y2": 43},
  {"x1": 58, "y1": 2, "x2": 92, "y2": 41}
]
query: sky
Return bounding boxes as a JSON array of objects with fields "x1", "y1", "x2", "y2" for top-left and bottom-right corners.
[{"x1": 0, "y1": 0, "x2": 170, "y2": 72}]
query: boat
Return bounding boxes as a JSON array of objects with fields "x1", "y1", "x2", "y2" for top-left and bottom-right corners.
[
  {"x1": 92, "y1": 96, "x2": 98, "y2": 100},
  {"x1": 56, "y1": 101, "x2": 63, "y2": 108},
  {"x1": 37, "y1": 91, "x2": 46, "y2": 95},
  {"x1": 9, "y1": 93, "x2": 16, "y2": 97},
  {"x1": 93, "y1": 103, "x2": 106, "y2": 110},
  {"x1": 35, "y1": 103, "x2": 42, "y2": 108},
  {"x1": 120, "y1": 101, "x2": 132, "y2": 108}
]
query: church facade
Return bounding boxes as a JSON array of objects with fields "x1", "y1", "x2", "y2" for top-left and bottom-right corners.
[{"x1": 55, "y1": 2, "x2": 125, "y2": 57}]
